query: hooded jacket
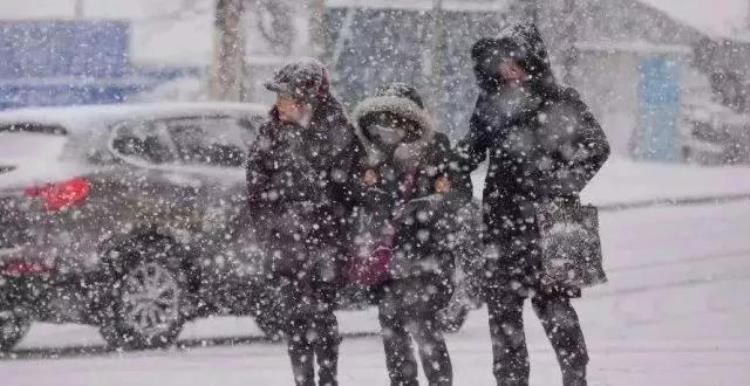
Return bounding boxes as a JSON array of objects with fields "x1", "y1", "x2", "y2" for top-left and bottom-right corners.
[
  {"x1": 246, "y1": 77, "x2": 364, "y2": 280},
  {"x1": 457, "y1": 24, "x2": 611, "y2": 291},
  {"x1": 351, "y1": 84, "x2": 471, "y2": 281}
]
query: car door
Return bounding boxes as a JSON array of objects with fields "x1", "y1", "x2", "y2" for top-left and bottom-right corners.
[{"x1": 108, "y1": 119, "x2": 204, "y2": 240}]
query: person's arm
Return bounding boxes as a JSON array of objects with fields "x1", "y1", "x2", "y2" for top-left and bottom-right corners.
[
  {"x1": 454, "y1": 98, "x2": 492, "y2": 173},
  {"x1": 334, "y1": 130, "x2": 367, "y2": 206},
  {"x1": 536, "y1": 90, "x2": 611, "y2": 197},
  {"x1": 427, "y1": 132, "x2": 467, "y2": 201},
  {"x1": 246, "y1": 123, "x2": 275, "y2": 207},
  {"x1": 452, "y1": 98, "x2": 492, "y2": 198}
]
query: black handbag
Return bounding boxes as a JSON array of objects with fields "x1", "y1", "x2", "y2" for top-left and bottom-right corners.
[{"x1": 536, "y1": 200, "x2": 607, "y2": 288}]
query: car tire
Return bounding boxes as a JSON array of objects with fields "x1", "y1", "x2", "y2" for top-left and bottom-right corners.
[
  {"x1": 100, "y1": 239, "x2": 186, "y2": 350},
  {"x1": 0, "y1": 307, "x2": 31, "y2": 352}
]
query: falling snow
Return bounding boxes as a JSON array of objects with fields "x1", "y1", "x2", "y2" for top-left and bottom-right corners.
[{"x1": 1, "y1": 1, "x2": 750, "y2": 386}]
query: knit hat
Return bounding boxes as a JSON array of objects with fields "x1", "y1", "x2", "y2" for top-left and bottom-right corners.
[{"x1": 264, "y1": 57, "x2": 331, "y2": 104}]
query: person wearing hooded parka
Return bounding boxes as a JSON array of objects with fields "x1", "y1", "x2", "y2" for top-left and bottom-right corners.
[
  {"x1": 351, "y1": 83, "x2": 473, "y2": 386},
  {"x1": 246, "y1": 58, "x2": 364, "y2": 386},
  {"x1": 455, "y1": 25, "x2": 611, "y2": 386}
]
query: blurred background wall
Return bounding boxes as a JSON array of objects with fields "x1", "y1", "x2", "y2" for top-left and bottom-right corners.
[{"x1": 2, "y1": 0, "x2": 750, "y2": 164}]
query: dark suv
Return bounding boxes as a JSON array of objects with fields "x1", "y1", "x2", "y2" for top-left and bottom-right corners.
[{"x1": 0, "y1": 103, "x2": 474, "y2": 352}]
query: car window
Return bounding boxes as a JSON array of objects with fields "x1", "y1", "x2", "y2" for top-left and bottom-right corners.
[
  {"x1": 111, "y1": 121, "x2": 175, "y2": 165},
  {"x1": 0, "y1": 123, "x2": 68, "y2": 160},
  {"x1": 166, "y1": 117, "x2": 255, "y2": 168}
]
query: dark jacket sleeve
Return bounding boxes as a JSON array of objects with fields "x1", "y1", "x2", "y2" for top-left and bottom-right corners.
[
  {"x1": 535, "y1": 89, "x2": 611, "y2": 198},
  {"x1": 332, "y1": 133, "x2": 369, "y2": 210},
  {"x1": 454, "y1": 97, "x2": 492, "y2": 174},
  {"x1": 246, "y1": 122, "x2": 274, "y2": 208},
  {"x1": 425, "y1": 132, "x2": 473, "y2": 200}
]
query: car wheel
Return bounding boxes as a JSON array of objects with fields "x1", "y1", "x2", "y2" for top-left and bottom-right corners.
[
  {"x1": 0, "y1": 308, "x2": 30, "y2": 352},
  {"x1": 101, "y1": 258, "x2": 186, "y2": 350}
]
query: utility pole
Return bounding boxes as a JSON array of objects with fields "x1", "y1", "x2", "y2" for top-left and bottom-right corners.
[
  {"x1": 309, "y1": 0, "x2": 327, "y2": 59},
  {"x1": 514, "y1": 0, "x2": 538, "y2": 25},
  {"x1": 562, "y1": 0, "x2": 578, "y2": 85},
  {"x1": 210, "y1": 0, "x2": 246, "y2": 101},
  {"x1": 74, "y1": 0, "x2": 85, "y2": 18},
  {"x1": 429, "y1": 0, "x2": 446, "y2": 126}
]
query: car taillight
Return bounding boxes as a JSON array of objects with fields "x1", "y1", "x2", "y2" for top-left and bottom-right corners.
[{"x1": 24, "y1": 177, "x2": 91, "y2": 212}]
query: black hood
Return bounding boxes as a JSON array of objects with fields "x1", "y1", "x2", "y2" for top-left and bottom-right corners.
[{"x1": 471, "y1": 23, "x2": 556, "y2": 93}]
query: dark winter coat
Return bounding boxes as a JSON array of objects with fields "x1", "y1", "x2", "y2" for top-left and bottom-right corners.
[
  {"x1": 457, "y1": 28, "x2": 611, "y2": 294},
  {"x1": 351, "y1": 92, "x2": 472, "y2": 285},
  {"x1": 246, "y1": 97, "x2": 364, "y2": 282}
]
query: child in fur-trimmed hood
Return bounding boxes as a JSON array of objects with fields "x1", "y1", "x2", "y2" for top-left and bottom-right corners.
[{"x1": 351, "y1": 83, "x2": 474, "y2": 386}]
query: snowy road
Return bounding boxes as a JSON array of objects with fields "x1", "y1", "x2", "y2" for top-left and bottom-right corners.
[{"x1": 3, "y1": 202, "x2": 750, "y2": 385}]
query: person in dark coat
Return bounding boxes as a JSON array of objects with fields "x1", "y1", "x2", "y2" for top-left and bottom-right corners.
[
  {"x1": 455, "y1": 25, "x2": 611, "y2": 386},
  {"x1": 351, "y1": 83, "x2": 471, "y2": 386},
  {"x1": 246, "y1": 58, "x2": 363, "y2": 386}
]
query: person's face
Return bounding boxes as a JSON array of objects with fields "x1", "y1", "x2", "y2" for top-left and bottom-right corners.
[
  {"x1": 499, "y1": 60, "x2": 530, "y2": 87},
  {"x1": 365, "y1": 112, "x2": 421, "y2": 149},
  {"x1": 275, "y1": 94, "x2": 311, "y2": 124}
]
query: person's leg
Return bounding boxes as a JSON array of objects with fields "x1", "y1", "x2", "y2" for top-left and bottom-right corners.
[
  {"x1": 531, "y1": 294, "x2": 589, "y2": 386},
  {"x1": 379, "y1": 302, "x2": 419, "y2": 386},
  {"x1": 312, "y1": 283, "x2": 341, "y2": 386},
  {"x1": 287, "y1": 317, "x2": 316, "y2": 386},
  {"x1": 280, "y1": 277, "x2": 316, "y2": 386},
  {"x1": 486, "y1": 287, "x2": 530, "y2": 386},
  {"x1": 408, "y1": 315, "x2": 453, "y2": 386}
]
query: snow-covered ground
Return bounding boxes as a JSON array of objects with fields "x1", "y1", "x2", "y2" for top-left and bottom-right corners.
[
  {"x1": 2, "y1": 200, "x2": 749, "y2": 385},
  {"x1": 470, "y1": 158, "x2": 750, "y2": 208},
  {"x1": 582, "y1": 158, "x2": 750, "y2": 206}
]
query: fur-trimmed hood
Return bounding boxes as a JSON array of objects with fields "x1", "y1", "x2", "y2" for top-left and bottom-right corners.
[{"x1": 352, "y1": 94, "x2": 436, "y2": 168}]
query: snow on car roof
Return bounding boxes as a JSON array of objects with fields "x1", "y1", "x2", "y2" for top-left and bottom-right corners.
[{"x1": 0, "y1": 102, "x2": 269, "y2": 134}]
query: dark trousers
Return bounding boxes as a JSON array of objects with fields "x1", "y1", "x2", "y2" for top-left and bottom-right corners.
[
  {"x1": 282, "y1": 279, "x2": 341, "y2": 386},
  {"x1": 378, "y1": 279, "x2": 453, "y2": 386},
  {"x1": 485, "y1": 287, "x2": 588, "y2": 386}
]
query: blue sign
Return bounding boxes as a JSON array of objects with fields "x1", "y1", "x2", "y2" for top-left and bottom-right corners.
[
  {"x1": 0, "y1": 21, "x2": 129, "y2": 79},
  {"x1": 0, "y1": 21, "x2": 200, "y2": 109},
  {"x1": 636, "y1": 57, "x2": 682, "y2": 162}
]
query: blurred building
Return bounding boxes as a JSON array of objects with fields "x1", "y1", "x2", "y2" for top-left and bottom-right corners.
[
  {"x1": 0, "y1": 20, "x2": 201, "y2": 109},
  {"x1": 3, "y1": 0, "x2": 749, "y2": 164},
  {"x1": 538, "y1": 0, "x2": 750, "y2": 162},
  {"x1": 0, "y1": 0, "x2": 205, "y2": 109}
]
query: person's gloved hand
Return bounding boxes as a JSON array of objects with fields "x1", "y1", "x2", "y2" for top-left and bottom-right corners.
[
  {"x1": 435, "y1": 175, "x2": 451, "y2": 194},
  {"x1": 363, "y1": 168, "x2": 379, "y2": 186}
]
